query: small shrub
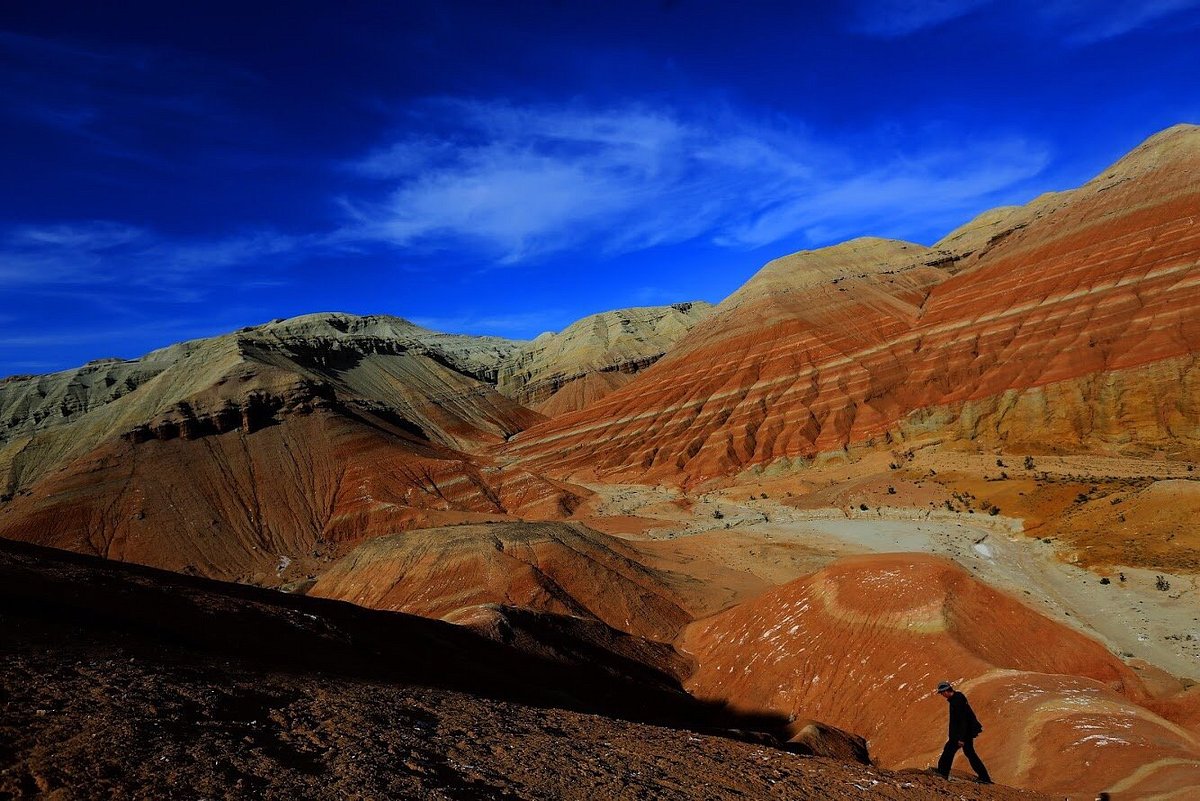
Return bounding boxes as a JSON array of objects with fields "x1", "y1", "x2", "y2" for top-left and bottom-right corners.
[
  {"x1": 760, "y1": 493, "x2": 768, "y2": 499},
  {"x1": 988, "y1": 507, "x2": 1000, "y2": 516},
  {"x1": 1024, "y1": 456, "x2": 1035, "y2": 470},
  {"x1": 712, "y1": 509, "x2": 724, "y2": 520},
  {"x1": 859, "y1": 503, "x2": 869, "y2": 511},
  {"x1": 996, "y1": 458, "x2": 1006, "y2": 468},
  {"x1": 1099, "y1": 577, "x2": 1111, "y2": 585},
  {"x1": 1155, "y1": 575, "x2": 1171, "y2": 592},
  {"x1": 887, "y1": 486, "x2": 896, "y2": 495}
]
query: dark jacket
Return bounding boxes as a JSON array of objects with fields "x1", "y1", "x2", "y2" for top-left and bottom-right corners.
[{"x1": 947, "y1": 691, "x2": 984, "y2": 741}]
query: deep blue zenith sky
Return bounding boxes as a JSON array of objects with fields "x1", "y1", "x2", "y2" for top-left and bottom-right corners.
[{"x1": 2, "y1": 1, "x2": 1199, "y2": 376}]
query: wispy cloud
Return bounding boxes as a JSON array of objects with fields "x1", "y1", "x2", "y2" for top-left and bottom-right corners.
[
  {"x1": 1038, "y1": 0, "x2": 1200, "y2": 43},
  {"x1": 847, "y1": 0, "x2": 1200, "y2": 40},
  {"x1": 849, "y1": 0, "x2": 991, "y2": 37},
  {"x1": 718, "y1": 138, "x2": 1049, "y2": 248},
  {"x1": 0, "y1": 221, "x2": 300, "y2": 300},
  {"x1": 341, "y1": 99, "x2": 1047, "y2": 263}
]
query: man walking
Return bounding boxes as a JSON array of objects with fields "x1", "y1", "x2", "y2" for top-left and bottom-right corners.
[{"x1": 935, "y1": 681, "x2": 991, "y2": 784}]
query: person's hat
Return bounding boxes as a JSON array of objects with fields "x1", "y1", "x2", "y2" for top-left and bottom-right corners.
[{"x1": 935, "y1": 681, "x2": 953, "y2": 693}]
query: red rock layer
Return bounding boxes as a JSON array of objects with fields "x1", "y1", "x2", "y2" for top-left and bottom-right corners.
[
  {"x1": 531, "y1": 370, "x2": 634, "y2": 416},
  {"x1": 681, "y1": 553, "x2": 1200, "y2": 796},
  {"x1": 0, "y1": 411, "x2": 584, "y2": 585},
  {"x1": 505, "y1": 126, "x2": 1200, "y2": 485},
  {"x1": 309, "y1": 521, "x2": 691, "y2": 642}
]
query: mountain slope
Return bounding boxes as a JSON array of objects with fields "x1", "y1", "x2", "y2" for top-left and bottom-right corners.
[
  {"x1": 0, "y1": 314, "x2": 580, "y2": 583},
  {"x1": 309, "y1": 521, "x2": 692, "y2": 641},
  {"x1": 2, "y1": 539, "x2": 1053, "y2": 801},
  {"x1": 681, "y1": 553, "x2": 1200, "y2": 797},
  {"x1": 505, "y1": 125, "x2": 1200, "y2": 485},
  {"x1": 496, "y1": 302, "x2": 713, "y2": 416}
]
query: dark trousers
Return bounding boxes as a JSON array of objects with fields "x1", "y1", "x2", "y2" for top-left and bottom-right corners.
[{"x1": 937, "y1": 737, "x2": 990, "y2": 781}]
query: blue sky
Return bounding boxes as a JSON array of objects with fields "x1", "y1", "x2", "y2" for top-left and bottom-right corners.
[{"x1": 2, "y1": 0, "x2": 1198, "y2": 376}]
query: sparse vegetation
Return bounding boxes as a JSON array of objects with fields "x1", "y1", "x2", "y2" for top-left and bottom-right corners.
[
  {"x1": 712, "y1": 509, "x2": 724, "y2": 520},
  {"x1": 1099, "y1": 577, "x2": 1110, "y2": 585},
  {"x1": 1024, "y1": 456, "x2": 1036, "y2": 470},
  {"x1": 1155, "y1": 575, "x2": 1171, "y2": 591}
]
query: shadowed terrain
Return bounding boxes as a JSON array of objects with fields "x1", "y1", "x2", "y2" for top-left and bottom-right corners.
[{"x1": 0, "y1": 540, "x2": 1052, "y2": 801}]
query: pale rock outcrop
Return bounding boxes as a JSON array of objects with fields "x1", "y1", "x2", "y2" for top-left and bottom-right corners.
[{"x1": 497, "y1": 302, "x2": 713, "y2": 415}]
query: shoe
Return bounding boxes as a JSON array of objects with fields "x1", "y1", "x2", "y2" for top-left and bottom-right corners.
[{"x1": 977, "y1": 778, "x2": 993, "y2": 785}]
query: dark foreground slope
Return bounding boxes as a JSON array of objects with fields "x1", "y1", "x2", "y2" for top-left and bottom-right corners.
[{"x1": 0, "y1": 540, "x2": 1046, "y2": 801}]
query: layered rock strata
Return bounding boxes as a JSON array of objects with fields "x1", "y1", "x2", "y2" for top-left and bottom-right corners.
[
  {"x1": 682, "y1": 553, "x2": 1200, "y2": 796},
  {"x1": 0, "y1": 314, "x2": 570, "y2": 581},
  {"x1": 505, "y1": 125, "x2": 1200, "y2": 485},
  {"x1": 309, "y1": 521, "x2": 691, "y2": 642}
]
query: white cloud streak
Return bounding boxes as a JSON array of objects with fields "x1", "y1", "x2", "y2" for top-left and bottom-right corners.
[
  {"x1": 848, "y1": 0, "x2": 1200, "y2": 40},
  {"x1": 341, "y1": 99, "x2": 1048, "y2": 263},
  {"x1": 849, "y1": 0, "x2": 991, "y2": 37},
  {"x1": 1038, "y1": 0, "x2": 1200, "y2": 43},
  {"x1": 0, "y1": 222, "x2": 299, "y2": 299}
]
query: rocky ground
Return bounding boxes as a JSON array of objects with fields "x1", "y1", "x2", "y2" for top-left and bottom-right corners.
[
  {"x1": 579, "y1": 451, "x2": 1200, "y2": 683},
  {"x1": 0, "y1": 540, "x2": 1047, "y2": 801}
]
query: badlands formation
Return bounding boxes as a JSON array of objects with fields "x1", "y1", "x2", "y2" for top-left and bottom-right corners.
[{"x1": 2, "y1": 124, "x2": 1200, "y2": 798}]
